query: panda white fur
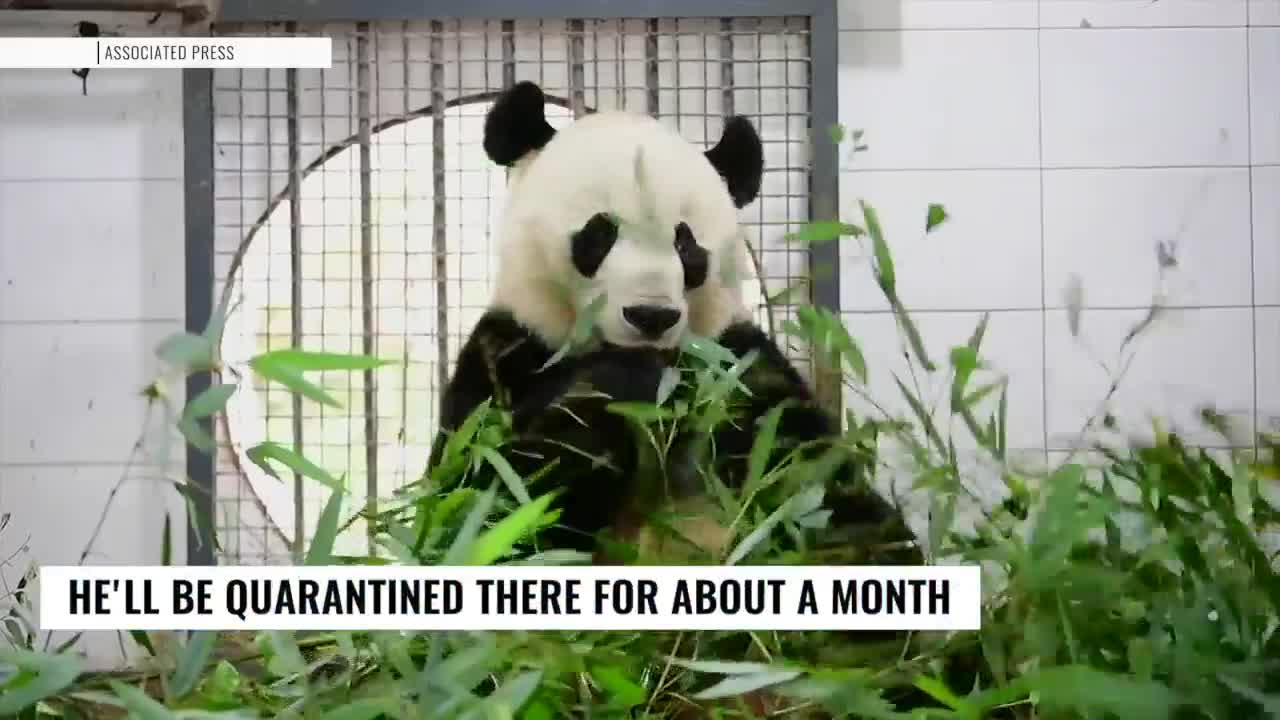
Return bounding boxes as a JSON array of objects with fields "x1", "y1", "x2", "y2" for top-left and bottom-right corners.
[{"x1": 429, "y1": 81, "x2": 919, "y2": 566}]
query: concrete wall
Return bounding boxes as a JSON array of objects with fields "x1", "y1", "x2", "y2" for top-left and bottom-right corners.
[{"x1": 0, "y1": 11, "x2": 189, "y2": 670}]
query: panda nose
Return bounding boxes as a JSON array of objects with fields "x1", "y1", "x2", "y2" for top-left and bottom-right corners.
[{"x1": 623, "y1": 305, "x2": 681, "y2": 338}]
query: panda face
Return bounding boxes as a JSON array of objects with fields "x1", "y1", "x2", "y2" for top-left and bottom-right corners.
[
  {"x1": 563, "y1": 211, "x2": 707, "y2": 348},
  {"x1": 485, "y1": 82, "x2": 764, "y2": 351}
]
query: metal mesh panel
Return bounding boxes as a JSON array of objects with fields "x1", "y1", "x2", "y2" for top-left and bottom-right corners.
[{"x1": 210, "y1": 17, "x2": 815, "y2": 564}]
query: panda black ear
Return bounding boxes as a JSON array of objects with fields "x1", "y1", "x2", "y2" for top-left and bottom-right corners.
[
  {"x1": 484, "y1": 81, "x2": 557, "y2": 167},
  {"x1": 704, "y1": 115, "x2": 764, "y2": 209}
]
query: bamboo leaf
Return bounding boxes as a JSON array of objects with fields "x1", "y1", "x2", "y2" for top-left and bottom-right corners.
[
  {"x1": 155, "y1": 332, "x2": 216, "y2": 372},
  {"x1": 477, "y1": 669, "x2": 543, "y2": 717},
  {"x1": 182, "y1": 383, "x2": 237, "y2": 422},
  {"x1": 726, "y1": 484, "x2": 824, "y2": 565},
  {"x1": 248, "y1": 354, "x2": 342, "y2": 408},
  {"x1": 860, "y1": 200, "x2": 895, "y2": 294},
  {"x1": 1021, "y1": 666, "x2": 1177, "y2": 720},
  {"x1": 592, "y1": 665, "x2": 648, "y2": 708},
  {"x1": 166, "y1": 631, "x2": 216, "y2": 701},
  {"x1": 745, "y1": 403, "x2": 786, "y2": 497},
  {"x1": 305, "y1": 485, "x2": 345, "y2": 566},
  {"x1": 669, "y1": 658, "x2": 783, "y2": 675},
  {"x1": 321, "y1": 698, "x2": 401, "y2": 720},
  {"x1": 466, "y1": 491, "x2": 559, "y2": 566},
  {"x1": 442, "y1": 485, "x2": 498, "y2": 566},
  {"x1": 894, "y1": 375, "x2": 945, "y2": 457},
  {"x1": 130, "y1": 630, "x2": 157, "y2": 657},
  {"x1": 264, "y1": 631, "x2": 306, "y2": 676},
  {"x1": 656, "y1": 366, "x2": 682, "y2": 406},
  {"x1": 949, "y1": 345, "x2": 980, "y2": 412},
  {"x1": 178, "y1": 383, "x2": 237, "y2": 453},
  {"x1": 161, "y1": 512, "x2": 173, "y2": 566},
  {"x1": 925, "y1": 203, "x2": 949, "y2": 233},
  {"x1": 785, "y1": 221, "x2": 864, "y2": 244},
  {"x1": 693, "y1": 670, "x2": 803, "y2": 700},
  {"x1": 246, "y1": 441, "x2": 344, "y2": 492},
  {"x1": 0, "y1": 648, "x2": 83, "y2": 716},
  {"x1": 250, "y1": 348, "x2": 394, "y2": 372},
  {"x1": 913, "y1": 676, "x2": 967, "y2": 712},
  {"x1": 541, "y1": 293, "x2": 607, "y2": 371},
  {"x1": 478, "y1": 446, "x2": 533, "y2": 506},
  {"x1": 108, "y1": 680, "x2": 176, "y2": 720}
]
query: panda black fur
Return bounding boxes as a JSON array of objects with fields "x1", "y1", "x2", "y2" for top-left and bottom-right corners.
[{"x1": 428, "y1": 80, "x2": 921, "y2": 567}]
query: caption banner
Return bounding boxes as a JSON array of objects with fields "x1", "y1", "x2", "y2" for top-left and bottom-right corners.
[{"x1": 39, "y1": 565, "x2": 981, "y2": 632}]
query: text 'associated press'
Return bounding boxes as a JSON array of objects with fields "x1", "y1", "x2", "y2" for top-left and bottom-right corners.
[{"x1": 0, "y1": 37, "x2": 332, "y2": 69}]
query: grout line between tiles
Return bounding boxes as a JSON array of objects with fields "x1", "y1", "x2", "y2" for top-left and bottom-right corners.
[
  {"x1": 1246, "y1": 21, "x2": 1260, "y2": 453},
  {"x1": 0, "y1": 461, "x2": 179, "y2": 469},
  {"x1": 1036, "y1": 0, "x2": 1050, "y2": 463}
]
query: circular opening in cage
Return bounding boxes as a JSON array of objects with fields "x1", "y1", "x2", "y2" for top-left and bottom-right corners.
[{"x1": 217, "y1": 99, "x2": 772, "y2": 559}]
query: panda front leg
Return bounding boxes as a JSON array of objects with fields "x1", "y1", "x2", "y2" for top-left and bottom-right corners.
[
  {"x1": 712, "y1": 319, "x2": 923, "y2": 566},
  {"x1": 529, "y1": 345, "x2": 740, "y2": 564},
  {"x1": 427, "y1": 309, "x2": 674, "y2": 557},
  {"x1": 690, "y1": 324, "x2": 980, "y2": 720},
  {"x1": 427, "y1": 308, "x2": 565, "y2": 472},
  {"x1": 511, "y1": 346, "x2": 675, "y2": 558}
]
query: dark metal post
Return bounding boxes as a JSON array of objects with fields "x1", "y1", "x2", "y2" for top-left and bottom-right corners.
[
  {"x1": 806, "y1": 1, "x2": 843, "y2": 417},
  {"x1": 182, "y1": 67, "x2": 217, "y2": 567}
]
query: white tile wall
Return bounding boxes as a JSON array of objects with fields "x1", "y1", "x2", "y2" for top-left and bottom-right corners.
[
  {"x1": 1255, "y1": 166, "x2": 1280, "y2": 305},
  {"x1": 837, "y1": 0, "x2": 1037, "y2": 30},
  {"x1": 0, "y1": 321, "x2": 184, "y2": 465},
  {"x1": 0, "y1": 11, "x2": 187, "y2": 671},
  {"x1": 0, "y1": 69, "x2": 182, "y2": 181},
  {"x1": 1040, "y1": 0, "x2": 1247, "y2": 28},
  {"x1": 1040, "y1": 27, "x2": 1249, "y2": 168},
  {"x1": 1041, "y1": 167, "x2": 1253, "y2": 309},
  {"x1": 1251, "y1": 28, "x2": 1280, "y2": 164},
  {"x1": 0, "y1": 180, "x2": 185, "y2": 323},
  {"x1": 836, "y1": 29, "x2": 1040, "y2": 170},
  {"x1": 1258, "y1": 308, "x2": 1280, "y2": 433},
  {"x1": 837, "y1": 0, "x2": 1274, "y2": 470},
  {"x1": 840, "y1": 169, "x2": 1043, "y2": 312},
  {"x1": 1254, "y1": 0, "x2": 1280, "y2": 26},
  {"x1": 1044, "y1": 307, "x2": 1257, "y2": 448}
]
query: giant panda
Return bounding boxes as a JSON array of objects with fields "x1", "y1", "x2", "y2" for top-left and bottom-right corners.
[{"x1": 427, "y1": 80, "x2": 921, "y2": 569}]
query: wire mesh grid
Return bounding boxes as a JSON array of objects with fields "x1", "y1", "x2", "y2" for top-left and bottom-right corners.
[{"x1": 209, "y1": 16, "x2": 817, "y2": 564}]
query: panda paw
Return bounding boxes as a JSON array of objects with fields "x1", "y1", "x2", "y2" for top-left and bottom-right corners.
[
  {"x1": 820, "y1": 457, "x2": 923, "y2": 565},
  {"x1": 580, "y1": 345, "x2": 670, "y2": 405}
]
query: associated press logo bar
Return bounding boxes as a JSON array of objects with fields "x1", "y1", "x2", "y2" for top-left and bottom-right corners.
[{"x1": 0, "y1": 37, "x2": 332, "y2": 69}]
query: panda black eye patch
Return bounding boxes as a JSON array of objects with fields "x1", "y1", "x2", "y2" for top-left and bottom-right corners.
[
  {"x1": 674, "y1": 222, "x2": 709, "y2": 290},
  {"x1": 570, "y1": 212, "x2": 619, "y2": 278}
]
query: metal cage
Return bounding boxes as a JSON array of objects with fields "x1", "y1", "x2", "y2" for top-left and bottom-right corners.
[{"x1": 182, "y1": 0, "x2": 841, "y2": 565}]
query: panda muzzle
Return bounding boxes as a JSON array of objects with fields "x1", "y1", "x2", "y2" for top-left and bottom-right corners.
[{"x1": 622, "y1": 304, "x2": 681, "y2": 339}]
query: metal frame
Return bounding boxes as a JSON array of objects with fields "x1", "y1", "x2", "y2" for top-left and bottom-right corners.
[
  {"x1": 183, "y1": 67, "x2": 216, "y2": 566},
  {"x1": 182, "y1": 0, "x2": 842, "y2": 566},
  {"x1": 218, "y1": 0, "x2": 836, "y2": 23},
  {"x1": 2, "y1": 1, "x2": 215, "y2": 24}
]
